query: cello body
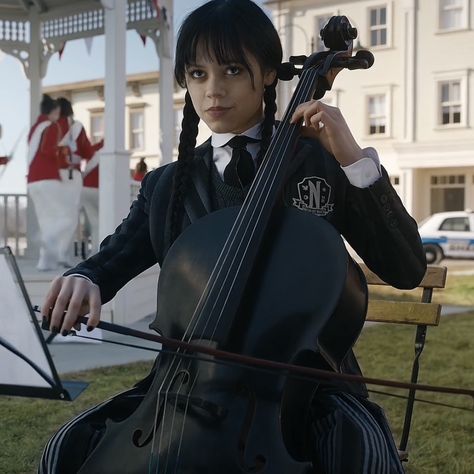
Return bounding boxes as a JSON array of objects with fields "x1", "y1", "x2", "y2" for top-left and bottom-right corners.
[{"x1": 78, "y1": 207, "x2": 367, "y2": 473}]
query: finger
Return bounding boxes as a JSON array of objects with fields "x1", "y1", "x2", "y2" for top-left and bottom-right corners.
[
  {"x1": 86, "y1": 285, "x2": 102, "y2": 331},
  {"x1": 59, "y1": 283, "x2": 88, "y2": 335},
  {"x1": 41, "y1": 277, "x2": 63, "y2": 322},
  {"x1": 309, "y1": 112, "x2": 325, "y2": 130},
  {"x1": 49, "y1": 280, "x2": 76, "y2": 333},
  {"x1": 290, "y1": 100, "x2": 318, "y2": 123}
]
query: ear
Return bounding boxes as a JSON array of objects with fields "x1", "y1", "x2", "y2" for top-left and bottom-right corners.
[{"x1": 263, "y1": 68, "x2": 277, "y2": 87}]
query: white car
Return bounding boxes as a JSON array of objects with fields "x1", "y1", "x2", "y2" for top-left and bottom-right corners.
[{"x1": 418, "y1": 211, "x2": 474, "y2": 264}]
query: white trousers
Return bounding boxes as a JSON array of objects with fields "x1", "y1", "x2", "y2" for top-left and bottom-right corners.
[{"x1": 28, "y1": 170, "x2": 82, "y2": 270}]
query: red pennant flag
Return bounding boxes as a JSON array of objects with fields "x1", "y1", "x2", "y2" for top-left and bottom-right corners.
[
  {"x1": 139, "y1": 33, "x2": 147, "y2": 46},
  {"x1": 58, "y1": 42, "x2": 66, "y2": 60}
]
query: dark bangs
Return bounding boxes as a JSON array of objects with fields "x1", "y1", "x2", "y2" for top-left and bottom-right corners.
[{"x1": 174, "y1": 0, "x2": 282, "y2": 88}]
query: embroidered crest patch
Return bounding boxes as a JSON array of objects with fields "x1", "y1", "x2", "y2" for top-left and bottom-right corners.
[{"x1": 292, "y1": 176, "x2": 334, "y2": 216}]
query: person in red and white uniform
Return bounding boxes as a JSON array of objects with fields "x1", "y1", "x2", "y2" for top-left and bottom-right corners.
[
  {"x1": 27, "y1": 95, "x2": 66, "y2": 271},
  {"x1": 56, "y1": 97, "x2": 104, "y2": 256},
  {"x1": 55, "y1": 98, "x2": 91, "y2": 265}
]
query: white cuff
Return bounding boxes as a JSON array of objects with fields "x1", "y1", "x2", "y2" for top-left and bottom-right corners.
[
  {"x1": 68, "y1": 273, "x2": 93, "y2": 284},
  {"x1": 341, "y1": 147, "x2": 382, "y2": 188}
]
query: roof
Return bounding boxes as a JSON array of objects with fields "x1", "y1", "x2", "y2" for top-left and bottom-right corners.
[
  {"x1": 43, "y1": 71, "x2": 160, "y2": 94},
  {"x1": 0, "y1": 1, "x2": 158, "y2": 48},
  {"x1": 0, "y1": 0, "x2": 100, "y2": 18}
]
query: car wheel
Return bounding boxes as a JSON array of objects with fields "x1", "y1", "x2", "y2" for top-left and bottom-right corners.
[{"x1": 423, "y1": 244, "x2": 443, "y2": 264}]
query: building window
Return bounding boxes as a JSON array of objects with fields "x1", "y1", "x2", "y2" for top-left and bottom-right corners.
[
  {"x1": 439, "y1": 80, "x2": 462, "y2": 125},
  {"x1": 129, "y1": 109, "x2": 145, "y2": 150},
  {"x1": 439, "y1": 0, "x2": 467, "y2": 31},
  {"x1": 369, "y1": 5, "x2": 388, "y2": 47},
  {"x1": 367, "y1": 94, "x2": 387, "y2": 135},
  {"x1": 315, "y1": 14, "x2": 333, "y2": 51},
  {"x1": 90, "y1": 112, "x2": 104, "y2": 144},
  {"x1": 430, "y1": 174, "x2": 465, "y2": 213},
  {"x1": 390, "y1": 175, "x2": 400, "y2": 186}
]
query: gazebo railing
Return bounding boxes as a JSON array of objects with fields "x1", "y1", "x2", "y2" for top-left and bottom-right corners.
[{"x1": 0, "y1": 193, "x2": 27, "y2": 257}]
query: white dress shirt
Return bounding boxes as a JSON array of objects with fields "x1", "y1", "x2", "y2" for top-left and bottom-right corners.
[{"x1": 211, "y1": 121, "x2": 382, "y2": 189}]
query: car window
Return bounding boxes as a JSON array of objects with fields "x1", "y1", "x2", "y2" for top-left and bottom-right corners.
[{"x1": 439, "y1": 217, "x2": 470, "y2": 231}]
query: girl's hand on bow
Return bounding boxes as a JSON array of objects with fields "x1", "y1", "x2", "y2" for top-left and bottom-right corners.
[
  {"x1": 42, "y1": 275, "x2": 102, "y2": 336},
  {"x1": 290, "y1": 100, "x2": 363, "y2": 167}
]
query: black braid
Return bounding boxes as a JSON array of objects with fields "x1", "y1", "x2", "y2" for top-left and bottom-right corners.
[
  {"x1": 169, "y1": 91, "x2": 200, "y2": 244},
  {"x1": 256, "y1": 80, "x2": 278, "y2": 166}
]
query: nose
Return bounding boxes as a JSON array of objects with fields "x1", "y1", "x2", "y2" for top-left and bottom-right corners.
[{"x1": 206, "y1": 74, "x2": 225, "y2": 99}]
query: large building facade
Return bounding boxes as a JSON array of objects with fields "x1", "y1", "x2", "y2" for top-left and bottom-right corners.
[
  {"x1": 46, "y1": 0, "x2": 473, "y2": 222},
  {"x1": 269, "y1": 0, "x2": 474, "y2": 221}
]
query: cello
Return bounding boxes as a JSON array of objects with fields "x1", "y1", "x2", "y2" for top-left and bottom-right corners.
[{"x1": 72, "y1": 16, "x2": 375, "y2": 473}]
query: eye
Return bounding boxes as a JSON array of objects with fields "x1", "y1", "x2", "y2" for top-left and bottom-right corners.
[
  {"x1": 226, "y1": 65, "x2": 241, "y2": 76},
  {"x1": 187, "y1": 69, "x2": 205, "y2": 79}
]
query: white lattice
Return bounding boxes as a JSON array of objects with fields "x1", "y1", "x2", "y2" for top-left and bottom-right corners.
[
  {"x1": 0, "y1": 19, "x2": 29, "y2": 43},
  {"x1": 127, "y1": 0, "x2": 158, "y2": 24},
  {"x1": 42, "y1": 9, "x2": 104, "y2": 40}
]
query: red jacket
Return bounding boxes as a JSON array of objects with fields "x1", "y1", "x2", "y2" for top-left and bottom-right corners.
[{"x1": 27, "y1": 116, "x2": 64, "y2": 183}]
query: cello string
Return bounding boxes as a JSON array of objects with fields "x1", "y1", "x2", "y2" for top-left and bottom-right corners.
[
  {"x1": 161, "y1": 366, "x2": 194, "y2": 474},
  {"x1": 173, "y1": 370, "x2": 200, "y2": 474}
]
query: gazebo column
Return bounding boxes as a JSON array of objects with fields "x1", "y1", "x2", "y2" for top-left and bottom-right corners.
[
  {"x1": 25, "y1": 10, "x2": 44, "y2": 258},
  {"x1": 158, "y1": 0, "x2": 174, "y2": 165},
  {"x1": 100, "y1": 0, "x2": 131, "y2": 324}
]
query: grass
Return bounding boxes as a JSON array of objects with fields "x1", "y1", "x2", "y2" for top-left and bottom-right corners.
[
  {"x1": 1, "y1": 288, "x2": 473, "y2": 472},
  {"x1": 354, "y1": 312, "x2": 474, "y2": 474},
  {"x1": 0, "y1": 362, "x2": 154, "y2": 474}
]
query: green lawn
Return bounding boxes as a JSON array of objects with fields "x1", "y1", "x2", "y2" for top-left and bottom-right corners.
[
  {"x1": 355, "y1": 312, "x2": 474, "y2": 474},
  {"x1": 1, "y1": 312, "x2": 473, "y2": 473}
]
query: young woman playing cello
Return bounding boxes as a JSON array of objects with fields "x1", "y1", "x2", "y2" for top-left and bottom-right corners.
[{"x1": 39, "y1": 1, "x2": 425, "y2": 472}]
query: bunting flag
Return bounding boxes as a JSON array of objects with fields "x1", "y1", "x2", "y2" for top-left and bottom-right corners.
[
  {"x1": 139, "y1": 33, "x2": 147, "y2": 46},
  {"x1": 84, "y1": 36, "x2": 94, "y2": 56},
  {"x1": 58, "y1": 42, "x2": 66, "y2": 60}
]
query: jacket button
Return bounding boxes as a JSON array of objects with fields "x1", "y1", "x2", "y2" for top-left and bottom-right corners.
[{"x1": 379, "y1": 194, "x2": 389, "y2": 204}]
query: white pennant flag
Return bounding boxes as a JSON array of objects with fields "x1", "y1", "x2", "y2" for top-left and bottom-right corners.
[{"x1": 84, "y1": 36, "x2": 94, "y2": 56}]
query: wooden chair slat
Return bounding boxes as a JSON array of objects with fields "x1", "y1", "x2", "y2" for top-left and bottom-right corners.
[
  {"x1": 366, "y1": 300, "x2": 441, "y2": 326},
  {"x1": 360, "y1": 264, "x2": 447, "y2": 289}
]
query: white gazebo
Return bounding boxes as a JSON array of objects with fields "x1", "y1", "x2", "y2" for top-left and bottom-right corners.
[{"x1": 0, "y1": 0, "x2": 175, "y2": 324}]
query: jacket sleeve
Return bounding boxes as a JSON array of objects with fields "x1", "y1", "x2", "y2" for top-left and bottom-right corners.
[
  {"x1": 341, "y1": 166, "x2": 427, "y2": 289},
  {"x1": 63, "y1": 167, "x2": 165, "y2": 303}
]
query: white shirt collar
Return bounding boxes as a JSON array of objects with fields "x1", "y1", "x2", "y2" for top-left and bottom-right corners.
[{"x1": 211, "y1": 121, "x2": 263, "y2": 148}]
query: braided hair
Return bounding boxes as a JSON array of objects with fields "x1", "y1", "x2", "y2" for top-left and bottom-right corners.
[{"x1": 170, "y1": 0, "x2": 283, "y2": 243}]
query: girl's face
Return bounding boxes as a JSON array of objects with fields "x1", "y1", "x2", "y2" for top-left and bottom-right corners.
[{"x1": 185, "y1": 43, "x2": 276, "y2": 134}]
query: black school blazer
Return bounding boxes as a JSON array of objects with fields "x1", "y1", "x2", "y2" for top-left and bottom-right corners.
[{"x1": 67, "y1": 136, "x2": 426, "y2": 305}]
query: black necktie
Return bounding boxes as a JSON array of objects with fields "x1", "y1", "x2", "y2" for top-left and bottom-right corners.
[{"x1": 223, "y1": 136, "x2": 258, "y2": 188}]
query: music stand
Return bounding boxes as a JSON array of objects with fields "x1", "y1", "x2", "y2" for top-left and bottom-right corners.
[{"x1": 0, "y1": 247, "x2": 88, "y2": 401}]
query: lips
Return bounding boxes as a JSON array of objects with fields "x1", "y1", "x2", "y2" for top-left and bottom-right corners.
[
  {"x1": 207, "y1": 106, "x2": 230, "y2": 112},
  {"x1": 206, "y1": 106, "x2": 231, "y2": 118}
]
